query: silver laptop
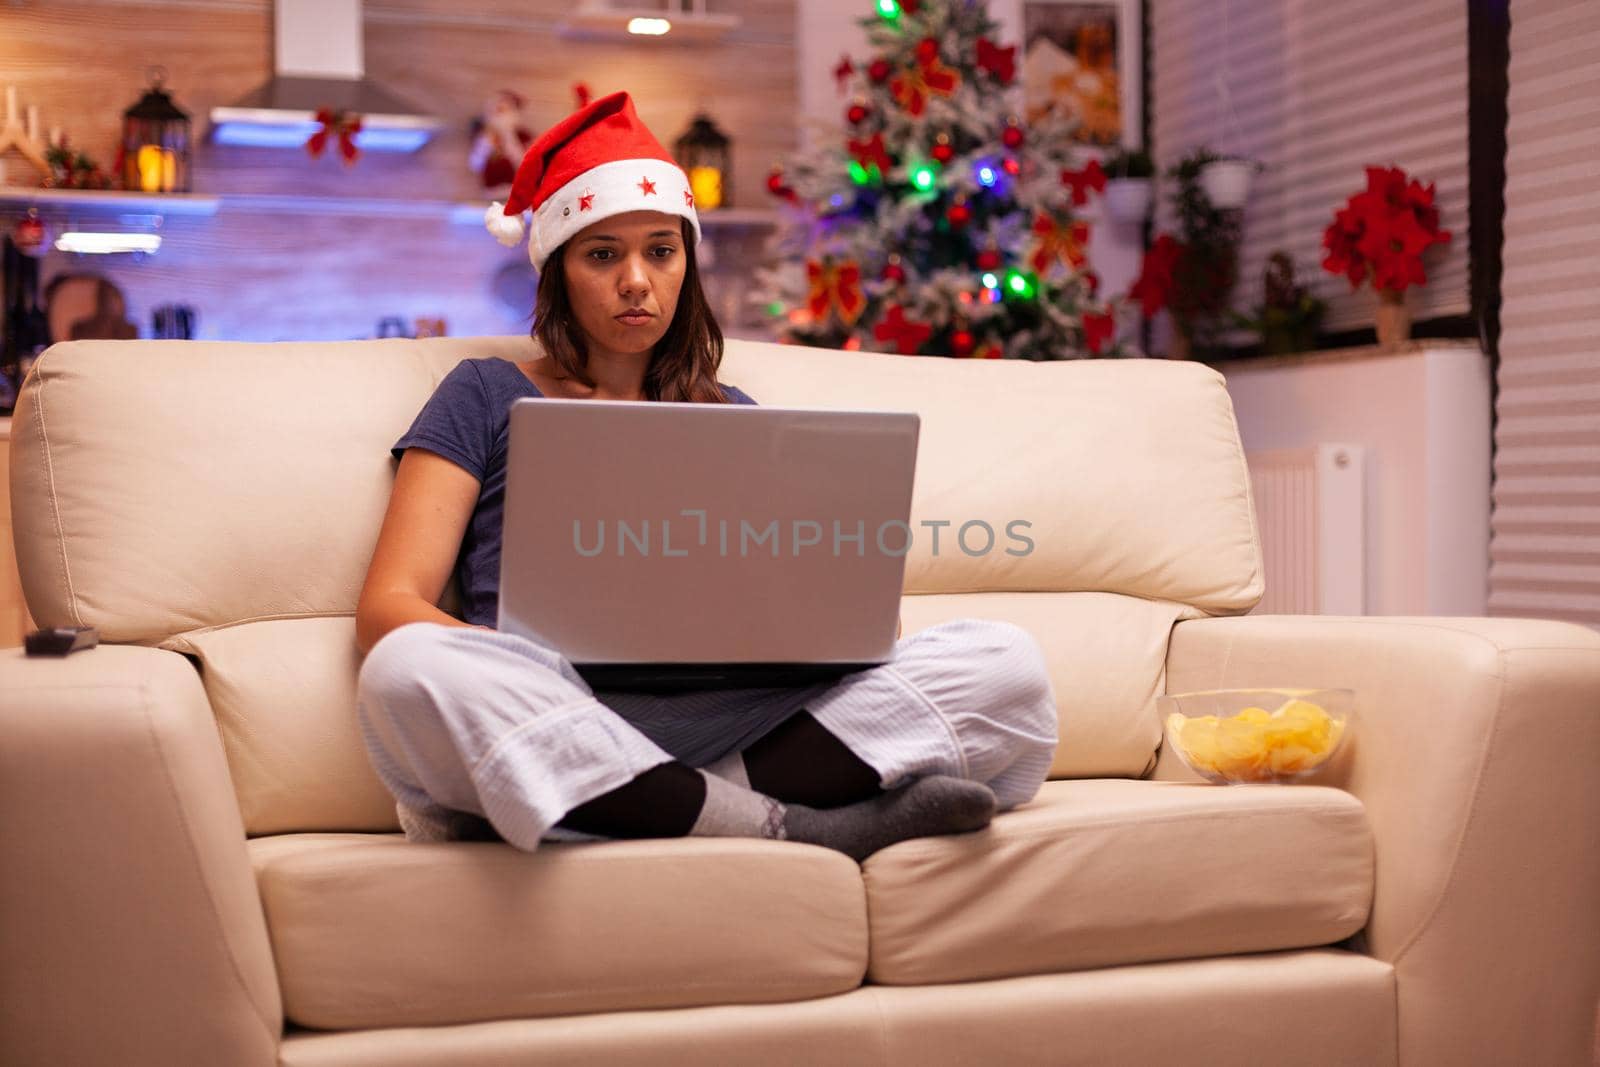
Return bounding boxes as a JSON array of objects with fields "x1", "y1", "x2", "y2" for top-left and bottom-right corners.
[{"x1": 499, "y1": 397, "x2": 920, "y2": 692}]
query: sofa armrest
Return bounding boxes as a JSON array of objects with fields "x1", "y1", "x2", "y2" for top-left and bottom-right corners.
[
  {"x1": 1164, "y1": 614, "x2": 1600, "y2": 1067},
  {"x1": 0, "y1": 644, "x2": 280, "y2": 1066}
]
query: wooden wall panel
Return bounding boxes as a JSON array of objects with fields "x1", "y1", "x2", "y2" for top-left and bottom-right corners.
[{"x1": 0, "y1": 0, "x2": 794, "y2": 342}]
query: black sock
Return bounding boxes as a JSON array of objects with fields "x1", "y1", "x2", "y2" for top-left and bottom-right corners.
[
  {"x1": 555, "y1": 761, "x2": 707, "y2": 839},
  {"x1": 743, "y1": 711, "x2": 883, "y2": 808}
]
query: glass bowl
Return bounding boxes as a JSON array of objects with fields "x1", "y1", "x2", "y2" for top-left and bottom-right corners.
[{"x1": 1157, "y1": 688, "x2": 1354, "y2": 785}]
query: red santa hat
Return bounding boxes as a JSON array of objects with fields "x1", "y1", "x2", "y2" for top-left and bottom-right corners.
[{"x1": 485, "y1": 90, "x2": 701, "y2": 271}]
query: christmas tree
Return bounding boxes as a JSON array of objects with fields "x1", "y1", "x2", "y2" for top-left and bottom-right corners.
[{"x1": 752, "y1": 0, "x2": 1129, "y2": 359}]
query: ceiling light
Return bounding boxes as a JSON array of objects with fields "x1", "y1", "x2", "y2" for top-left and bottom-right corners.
[
  {"x1": 558, "y1": 1, "x2": 739, "y2": 43},
  {"x1": 55, "y1": 232, "x2": 162, "y2": 255}
]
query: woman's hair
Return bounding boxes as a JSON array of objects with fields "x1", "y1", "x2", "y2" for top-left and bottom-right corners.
[{"x1": 531, "y1": 216, "x2": 731, "y2": 403}]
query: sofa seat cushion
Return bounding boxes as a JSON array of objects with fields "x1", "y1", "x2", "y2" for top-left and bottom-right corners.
[
  {"x1": 249, "y1": 833, "x2": 868, "y2": 1030},
  {"x1": 863, "y1": 778, "x2": 1373, "y2": 985}
]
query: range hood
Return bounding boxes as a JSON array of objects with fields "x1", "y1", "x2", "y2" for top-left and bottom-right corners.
[{"x1": 209, "y1": 0, "x2": 443, "y2": 152}]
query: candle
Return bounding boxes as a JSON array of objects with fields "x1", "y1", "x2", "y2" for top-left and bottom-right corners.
[
  {"x1": 27, "y1": 104, "x2": 39, "y2": 143},
  {"x1": 48, "y1": 126, "x2": 61, "y2": 148},
  {"x1": 136, "y1": 144, "x2": 175, "y2": 192},
  {"x1": 688, "y1": 165, "x2": 722, "y2": 210},
  {"x1": 5, "y1": 86, "x2": 16, "y2": 126}
]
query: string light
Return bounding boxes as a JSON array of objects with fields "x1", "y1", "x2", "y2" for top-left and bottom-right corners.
[
  {"x1": 909, "y1": 161, "x2": 938, "y2": 191},
  {"x1": 976, "y1": 164, "x2": 998, "y2": 187},
  {"x1": 876, "y1": 0, "x2": 900, "y2": 20},
  {"x1": 1003, "y1": 269, "x2": 1037, "y2": 300}
]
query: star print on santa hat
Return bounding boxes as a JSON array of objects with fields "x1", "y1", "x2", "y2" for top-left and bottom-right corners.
[{"x1": 485, "y1": 90, "x2": 703, "y2": 270}]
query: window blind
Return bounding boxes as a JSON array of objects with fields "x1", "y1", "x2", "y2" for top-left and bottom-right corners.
[{"x1": 1488, "y1": 0, "x2": 1600, "y2": 626}]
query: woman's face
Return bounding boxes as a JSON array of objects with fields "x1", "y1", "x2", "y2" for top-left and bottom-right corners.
[{"x1": 560, "y1": 210, "x2": 687, "y2": 359}]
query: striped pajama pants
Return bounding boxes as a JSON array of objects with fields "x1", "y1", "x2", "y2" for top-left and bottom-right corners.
[{"x1": 356, "y1": 617, "x2": 1059, "y2": 852}]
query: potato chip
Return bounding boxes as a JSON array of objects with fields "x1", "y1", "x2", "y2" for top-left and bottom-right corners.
[{"x1": 1168, "y1": 696, "x2": 1344, "y2": 782}]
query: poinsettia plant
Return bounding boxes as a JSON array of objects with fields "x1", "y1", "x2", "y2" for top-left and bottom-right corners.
[{"x1": 1321, "y1": 166, "x2": 1451, "y2": 294}]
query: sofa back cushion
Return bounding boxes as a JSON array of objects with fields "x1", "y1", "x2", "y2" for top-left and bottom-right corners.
[
  {"x1": 10, "y1": 337, "x2": 1262, "y2": 832},
  {"x1": 719, "y1": 342, "x2": 1263, "y2": 610}
]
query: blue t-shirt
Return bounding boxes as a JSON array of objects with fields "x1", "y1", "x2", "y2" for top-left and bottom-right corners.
[{"x1": 390, "y1": 356, "x2": 757, "y2": 628}]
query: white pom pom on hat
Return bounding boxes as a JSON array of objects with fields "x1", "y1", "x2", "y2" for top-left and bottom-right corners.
[
  {"x1": 484, "y1": 90, "x2": 702, "y2": 271},
  {"x1": 484, "y1": 202, "x2": 525, "y2": 246}
]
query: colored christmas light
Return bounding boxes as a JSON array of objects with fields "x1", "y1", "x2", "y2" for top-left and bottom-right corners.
[
  {"x1": 1003, "y1": 269, "x2": 1037, "y2": 299},
  {"x1": 910, "y1": 162, "x2": 938, "y2": 190},
  {"x1": 877, "y1": 0, "x2": 900, "y2": 20},
  {"x1": 977, "y1": 164, "x2": 998, "y2": 187}
]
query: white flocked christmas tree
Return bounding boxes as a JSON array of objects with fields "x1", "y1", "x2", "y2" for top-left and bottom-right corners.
[{"x1": 752, "y1": 0, "x2": 1131, "y2": 359}]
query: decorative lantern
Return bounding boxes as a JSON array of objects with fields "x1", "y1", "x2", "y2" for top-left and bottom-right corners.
[
  {"x1": 674, "y1": 112, "x2": 731, "y2": 211},
  {"x1": 121, "y1": 68, "x2": 191, "y2": 193}
]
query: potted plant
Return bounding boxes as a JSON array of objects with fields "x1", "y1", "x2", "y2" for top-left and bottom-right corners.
[
  {"x1": 1162, "y1": 149, "x2": 1244, "y2": 358},
  {"x1": 1233, "y1": 252, "x2": 1326, "y2": 355},
  {"x1": 1320, "y1": 164, "x2": 1452, "y2": 348},
  {"x1": 1198, "y1": 154, "x2": 1260, "y2": 210},
  {"x1": 1102, "y1": 147, "x2": 1155, "y2": 223}
]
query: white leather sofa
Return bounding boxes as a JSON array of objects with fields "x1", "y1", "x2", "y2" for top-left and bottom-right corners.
[{"x1": 3, "y1": 336, "x2": 1596, "y2": 1066}]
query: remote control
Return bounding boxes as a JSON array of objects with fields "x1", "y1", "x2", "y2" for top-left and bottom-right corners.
[{"x1": 25, "y1": 626, "x2": 100, "y2": 656}]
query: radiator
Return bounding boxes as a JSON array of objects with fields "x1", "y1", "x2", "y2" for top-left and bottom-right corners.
[{"x1": 1245, "y1": 445, "x2": 1367, "y2": 614}]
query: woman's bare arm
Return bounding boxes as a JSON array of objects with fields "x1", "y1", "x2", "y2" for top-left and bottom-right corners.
[{"x1": 355, "y1": 448, "x2": 488, "y2": 657}]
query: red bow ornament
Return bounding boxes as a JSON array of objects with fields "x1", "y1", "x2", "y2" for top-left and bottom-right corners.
[
  {"x1": 834, "y1": 55, "x2": 855, "y2": 93},
  {"x1": 847, "y1": 132, "x2": 893, "y2": 176},
  {"x1": 1060, "y1": 159, "x2": 1107, "y2": 206},
  {"x1": 307, "y1": 108, "x2": 363, "y2": 165},
  {"x1": 1082, "y1": 311, "x2": 1115, "y2": 355},
  {"x1": 807, "y1": 259, "x2": 867, "y2": 327},
  {"x1": 975, "y1": 37, "x2": 1017, "y2": 85},
  {"x1": 1028, "y1": 214, "x2": 1091, "y2": 275},
  {"x1": 890, "y1": 40, "x2": 961, "y2": 117},
  {"x1": 873, "y1": 304, "x2": 933, "y2": 355}
]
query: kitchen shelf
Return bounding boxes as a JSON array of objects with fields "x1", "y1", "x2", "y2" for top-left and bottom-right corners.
[
  {"x1": 0, "y1": 185, "x2": 220, "y2": 216},
  {"x1": 0, "y1": 186, "x2": 780, "y2": 229}
]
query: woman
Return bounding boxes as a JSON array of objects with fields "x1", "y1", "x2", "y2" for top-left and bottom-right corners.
[{"x1": 355, "y1": 92, "x2": 1058, "y2": 860}]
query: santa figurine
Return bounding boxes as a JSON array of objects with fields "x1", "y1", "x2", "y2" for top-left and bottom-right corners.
[{"x1": 468, "y1": 90, "x2": 534, "y2": 192}]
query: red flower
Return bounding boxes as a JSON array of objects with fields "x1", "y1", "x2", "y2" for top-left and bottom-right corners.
[
  {"x1": 1321, "y1": 165, "x2": 1451, "y2": 295},
  {"x1": 1129, "y1": 234, "x2": 1184, "y2": 318}
]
